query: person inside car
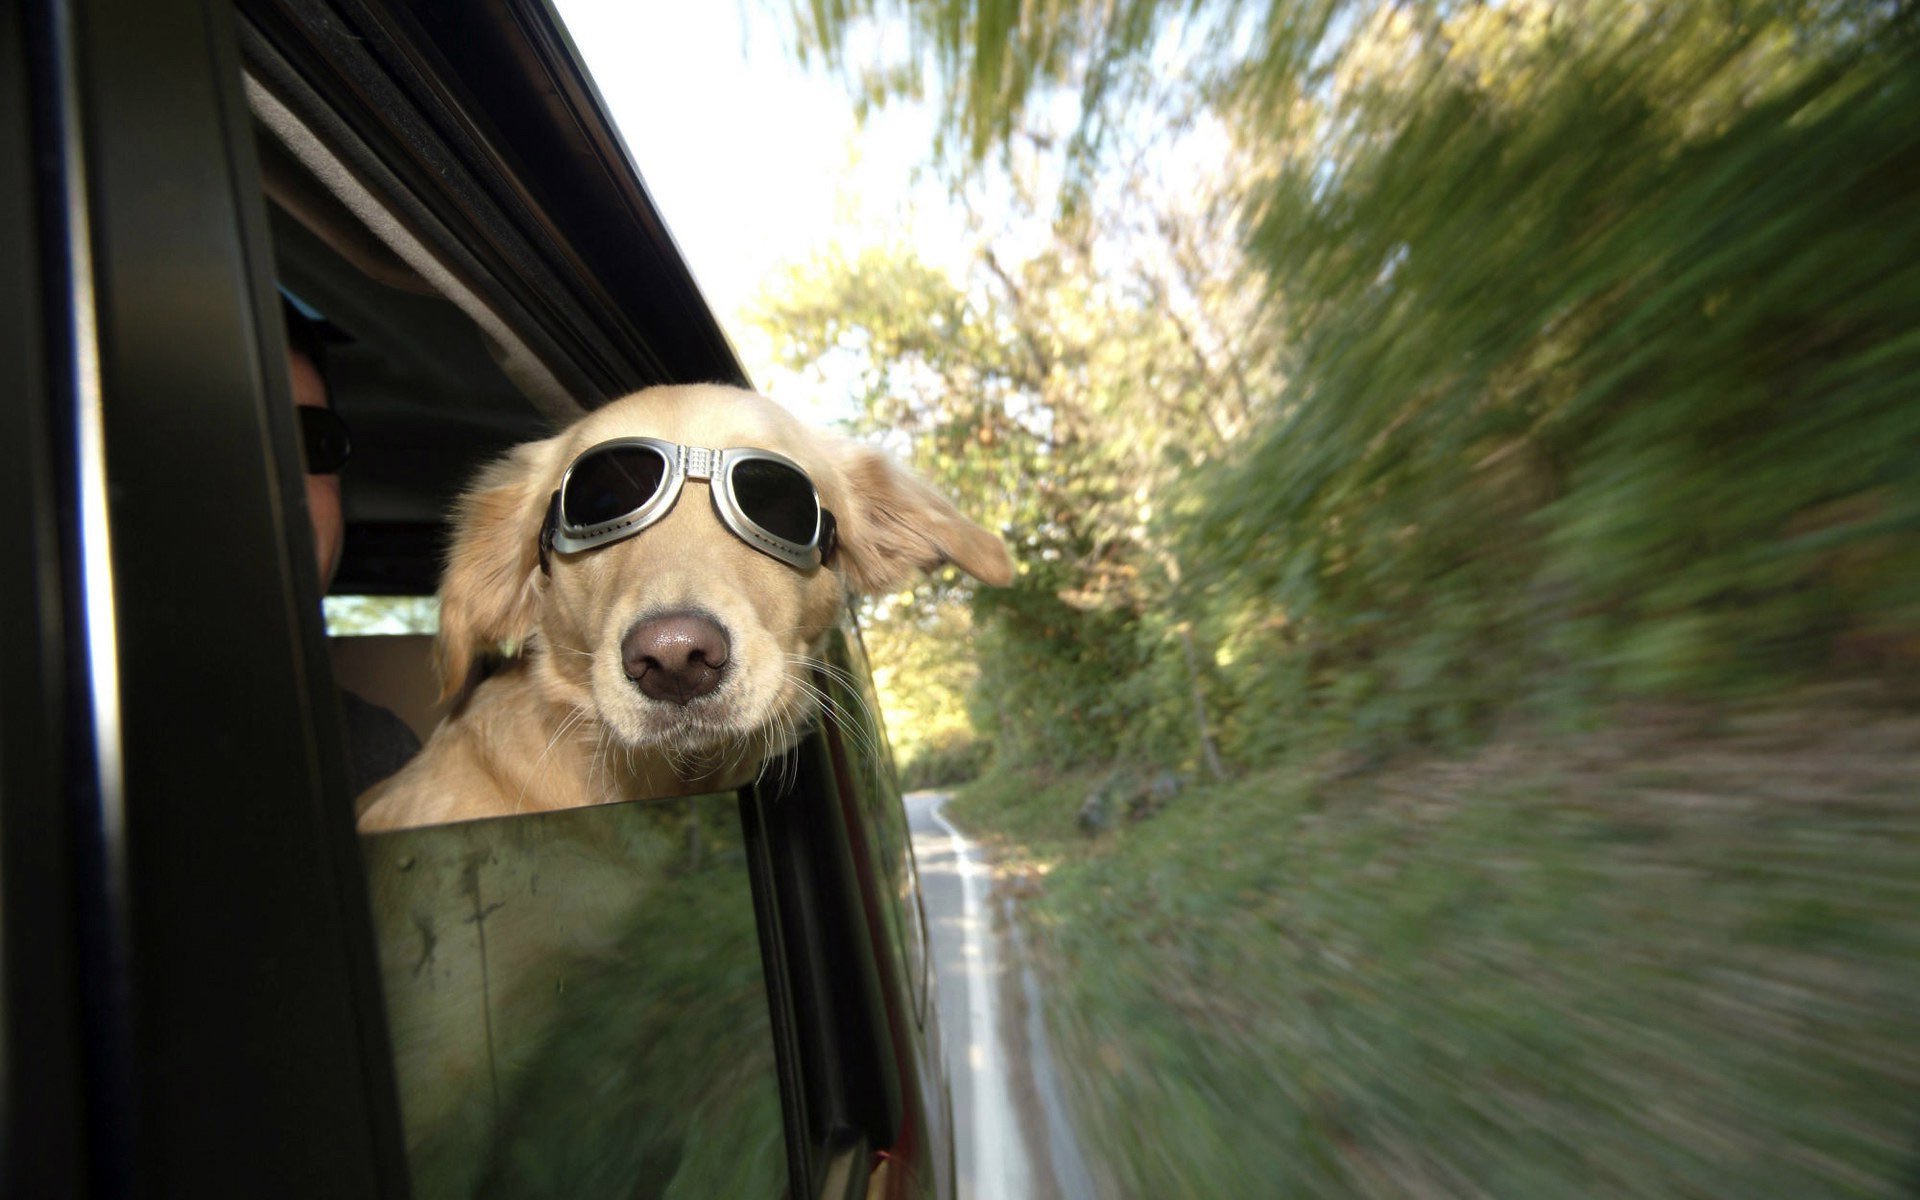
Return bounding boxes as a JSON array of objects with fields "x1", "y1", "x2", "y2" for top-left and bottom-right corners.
[{"x1": 285, "y1": 296, "x2": 423, "y2": 797}]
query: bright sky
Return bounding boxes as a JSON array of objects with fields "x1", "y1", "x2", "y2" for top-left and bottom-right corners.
[{"x1": 550, "y1": 0, "x2": 967, "y2": 422}]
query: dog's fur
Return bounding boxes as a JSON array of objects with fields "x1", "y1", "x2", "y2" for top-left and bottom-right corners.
[{"x1": 357, "y1": 384, "x2": 1011, "y2": 832}]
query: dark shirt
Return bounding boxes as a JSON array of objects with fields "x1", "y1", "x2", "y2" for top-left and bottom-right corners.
[{"x1": 340, "y1": 687, "x2": 422, "y2": 798}]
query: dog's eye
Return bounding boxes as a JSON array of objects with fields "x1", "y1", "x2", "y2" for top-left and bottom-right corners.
[
  {"x1": 730, "y1": 459, "x2": 818, "y2": 544},
  {"x1": 564, "y1": 446, "x2": 668, "y2": 526}
]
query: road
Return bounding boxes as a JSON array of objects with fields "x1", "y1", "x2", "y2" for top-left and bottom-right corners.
[{"x1": 906, "y1": 792, "x2": 1100, "y2": 1200}]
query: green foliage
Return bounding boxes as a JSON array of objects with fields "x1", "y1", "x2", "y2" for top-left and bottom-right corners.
[
  {"x1": 861, "y1": 595, "x2": 992, "y2": 785},
  {"x1": 773, "y1": 0, "x2": 1920, "y2": 771},
  {"x1": 756, "y1": 171, "x2": 1269, "y2": 774},
  {"x1": 952, "y1": 705, "x2": 1920, "y2": 1197},
  {"x1": 471, "y1": 849, "x2": 784, "y2": 1198},
  {"x1": 1192, "y1": 7, "x2": 1920, "y2": 751},
  {"x1": 370, "y1": 797, "x2": 783, "y2": 1199},
  {"x1": 895, "y1": 733, "x2": 990, "y2": 790},
  {"x1": 323, "y1": 593, "x2": 441, "y2": 635},
  {"x1": 786, "y1": 0, "x2": 1163, "y2": 168}
]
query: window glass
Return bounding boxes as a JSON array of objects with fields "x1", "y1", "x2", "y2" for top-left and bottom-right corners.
[
  {"x1": 820, "y1": 622, "x2": 930, "y2": 1019},
  {"x1": 324, "y1": 594, "x2": 440, "y2": 636},
  {"x1": 361, "y1": 793, "x2": 784, "y2": 1197}
]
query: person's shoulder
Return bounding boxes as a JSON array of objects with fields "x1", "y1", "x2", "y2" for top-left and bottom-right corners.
[{"x1": 339, "y1": 688, "x2": 423, "y2": 797}]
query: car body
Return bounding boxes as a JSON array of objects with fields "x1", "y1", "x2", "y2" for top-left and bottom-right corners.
[{"x1": 0, "y1": 0, "x2": 954, "y2": 1194}]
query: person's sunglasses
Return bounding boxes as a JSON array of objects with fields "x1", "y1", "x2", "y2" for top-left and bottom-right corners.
[
  {"x1": 539, "y1": 438, "x2": 837, "y2": 573},
  {"x1": 299, "y1": 405, "x2": 353, "y2": 475}
]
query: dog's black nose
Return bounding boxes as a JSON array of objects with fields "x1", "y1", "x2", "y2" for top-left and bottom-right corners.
[{"x1": 623, "y1": 612, "x2": 731, "y2": 705}]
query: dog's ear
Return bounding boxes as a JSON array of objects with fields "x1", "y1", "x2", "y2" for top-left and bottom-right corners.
[
  {"x1": 832, "y1": 445, "x2": 1014, "y2": 594},
  {"x1": 434, "y1": 436, "x2": 566, "y2": 698}
]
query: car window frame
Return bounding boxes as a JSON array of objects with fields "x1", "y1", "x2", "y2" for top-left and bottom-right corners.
[
  {"x1": 8, "y1": 0, "x2": 413, "y2": 1190},
  {"x1": 1, "y1": 1, "x2": 91, "y2": 1187}
]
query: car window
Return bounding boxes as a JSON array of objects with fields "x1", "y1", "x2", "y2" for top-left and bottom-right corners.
[
  {"x1": 323, "y1": 594, "x2": 440, "y2": 636},
  {"x1": 820, "y1": 624, "x2": 930, "y2": 1021},
  {"x1": 361, "y1": 793, "x2": 785, "y2": 1197},
  {"x1": 254, "y1": 88, "x2": 790, "y2": 1197}
]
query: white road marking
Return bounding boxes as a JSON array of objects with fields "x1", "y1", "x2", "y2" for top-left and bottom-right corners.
[
  {"x1": 1000, "y1": 893, "x2": 1100, "y2": 1199},
  {"x1": 929, "y1": 794, "x2": 1034, "y2": 1199}
]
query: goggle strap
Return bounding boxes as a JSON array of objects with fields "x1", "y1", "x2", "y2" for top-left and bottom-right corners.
[
  {"x1": 819, "y1": 508, "x2": 838, "y2": 567},
  {"x1": 538, "y1": 488, "x2": 561, "y2": 576}
]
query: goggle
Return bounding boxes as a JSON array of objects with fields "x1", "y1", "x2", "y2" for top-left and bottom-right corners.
[
  {"x1": 538, "y1": 438, "x2": 837, "y2": 574},
  {"x1": 299, "y1": 406, "x2": 353, "y2": 475}
]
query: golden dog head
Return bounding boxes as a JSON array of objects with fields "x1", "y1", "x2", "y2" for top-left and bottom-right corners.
[{"x1": 432, "y1": 384, "x2": 1011, "y2": 762}]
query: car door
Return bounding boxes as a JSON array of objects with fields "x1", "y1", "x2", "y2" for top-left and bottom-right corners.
[{"x1": 4, "y1": 0, "x2": 408, "y2": 1192}]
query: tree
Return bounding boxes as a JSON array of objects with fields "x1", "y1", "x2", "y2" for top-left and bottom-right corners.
[
  {"x1": 777, "y1": 0, "x2": 1920, "y2": 762},
  {"x1": 755, "y1": 102, "x2": 1276, "y2": 771}
]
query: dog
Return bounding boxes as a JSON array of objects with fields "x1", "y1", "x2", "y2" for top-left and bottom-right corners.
[{"x1": 356, "y1": 384, "x2": 1011, "y2": 832}]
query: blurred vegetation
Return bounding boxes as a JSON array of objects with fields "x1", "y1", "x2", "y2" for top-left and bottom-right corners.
[
  {"x1": 322, "y1": 593, "x2": 440, "y2": 636},
  {"x1": 772, "y1": 0, "x2": 1920, "y2": 774},
  {"x1": 470, "y1": 840, "x2": 783, "y2": 1200},
  {"x1": 861, "y1": 595, "x2": 992, "y2": 788},
  {"x1": 765, "y1": 0, "x2": 1920, "y2": 1193},
  {"x1": 950, "y1": 706, "x2": 1920, "y2": 1197},
  {"x1": 366, "y1": 796, "x2": 782, "y2": 1199}
]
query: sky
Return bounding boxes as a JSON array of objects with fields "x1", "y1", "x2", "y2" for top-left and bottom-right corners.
[{"x1": 549, "y1": 0, "x2": 967, "y2": 422}]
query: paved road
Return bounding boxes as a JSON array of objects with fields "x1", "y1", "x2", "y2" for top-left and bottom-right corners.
[{"x1": 906, "y1": 792, "x2": 1100, "y2": 1200}]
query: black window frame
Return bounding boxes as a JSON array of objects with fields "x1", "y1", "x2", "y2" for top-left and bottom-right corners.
[{"x1": 7, "y1": 0, "x2": 411, "y2": 1190}]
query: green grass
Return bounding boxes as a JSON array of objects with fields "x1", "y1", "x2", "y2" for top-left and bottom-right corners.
[{"x1": 951, "y1": 702, "x2": 1920, "y2": 1198}]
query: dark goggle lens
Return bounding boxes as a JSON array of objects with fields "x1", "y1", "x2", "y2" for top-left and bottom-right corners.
[
  {"x1": 563, "y1": 446, "x2": 669, "y2": 527},
  {"x1": 299, "y1": 405, "x2": 353, "y2": 475},
  {"x1": 729, "y1": 458, "x2": 819, "y2": 544}
]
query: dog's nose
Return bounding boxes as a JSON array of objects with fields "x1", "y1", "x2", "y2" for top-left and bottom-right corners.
[{"x1": 622, "y1": 612, "x2": 731, "y2": 705}]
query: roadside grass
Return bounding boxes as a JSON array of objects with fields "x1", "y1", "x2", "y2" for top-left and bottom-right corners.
[{"x1": 949, "y1": 699, "x2": 1920, "y2": 1198}]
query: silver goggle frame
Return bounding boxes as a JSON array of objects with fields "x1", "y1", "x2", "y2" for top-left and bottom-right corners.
[{"x1": 547, "y1": 437, "x2": 831, "y2": 571}]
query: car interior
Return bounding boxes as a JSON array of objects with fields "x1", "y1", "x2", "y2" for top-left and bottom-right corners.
[
  {"x1": 258, "y1": 98, "x2": 552, "y2": 731},
  {"x1": 254, "y1": 83, "x2": 795, "y2": 1195}
]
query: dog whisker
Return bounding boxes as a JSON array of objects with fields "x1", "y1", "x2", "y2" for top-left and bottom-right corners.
[
  {"x1": 783, "y1": 671, "x2": 887, "y2": 770},
  {"x1": 781, "y1": 655, "x2": 888, "y2": 762},
  {"x1": 512, "y1": 704, "x2": 591, "y2": 816}
]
